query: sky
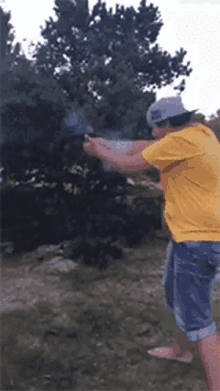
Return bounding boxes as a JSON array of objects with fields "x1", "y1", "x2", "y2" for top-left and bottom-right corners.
[{"x1": 1, "y1": 0, "x2": 220, "y2": 120}]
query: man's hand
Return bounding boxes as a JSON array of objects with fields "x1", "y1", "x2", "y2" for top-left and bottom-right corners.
[
  {"x1": 83, "y1": 136, "x2": 96, "y2": 157},
  {"x1": 83, "y1": 136, "x2": 101, "y2": 158},
  {"x1": 83, "y1": 136, "x2": 113, "y2": 157}
]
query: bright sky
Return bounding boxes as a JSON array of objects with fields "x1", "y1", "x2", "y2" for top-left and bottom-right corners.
[{"x1": 1, "y1": 0, "x2": 220, "y2": 119}]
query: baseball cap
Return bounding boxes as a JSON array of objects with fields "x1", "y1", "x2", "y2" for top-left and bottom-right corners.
[{"x1": 146, "y1": 96, "x2": 198, "y2": 128}]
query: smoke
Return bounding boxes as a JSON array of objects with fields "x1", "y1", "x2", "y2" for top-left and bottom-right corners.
[
  {"x1": 54, "y1": 105, "x2": 94, "y2": 142},
  {"x1": 100, "y1": 139, "x2": 133, "y2": 173},
  {"x1": 0, "y1": 101, "x2": 137, "y2": 176},
  {"x1": 62, "y1": 105, "x2": 136, "y2": 173}
]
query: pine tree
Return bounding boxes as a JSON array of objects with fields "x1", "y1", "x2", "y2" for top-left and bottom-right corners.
[{"x1": 31, "y1": 0, "x2": 193, "y2": 139}]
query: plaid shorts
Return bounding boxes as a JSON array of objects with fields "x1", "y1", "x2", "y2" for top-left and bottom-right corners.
[{"x1": 162, "y1": 238, "x2": 220, "y2": 342}]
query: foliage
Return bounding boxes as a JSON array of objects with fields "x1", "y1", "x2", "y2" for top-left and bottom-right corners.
[
  {"x1": 0, "y1": 1, "x2": 194, "y2": 256},
  {"x1": 207, "y1": 110, "x2": 220, "y2": 142},
  {"x1": 0, "y1": 6, "x2": 21, "y2": 78},
  {"x1": 192, "y1": 111, "x2": 220, "y2": 142},
  {"x1": 0, "y1": 0, "x2": 195, "y2": 158},
  {"x1": 30, "y1": 0, "x2": 193, "y2": 138},
  {"x1": 1, "y1": 164, "x2": 161, "y2": 256}
]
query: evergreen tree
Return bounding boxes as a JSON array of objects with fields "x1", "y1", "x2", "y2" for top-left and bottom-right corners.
[
  {"x1": 0, "y1": 6, "x2": 20, "y2": 78},
  {"x1": 30, "y1": 0, "x2": 193, "y2": 139},
  {"x1": 0, "y1": 6, "x2": 69, "y2": 116}
]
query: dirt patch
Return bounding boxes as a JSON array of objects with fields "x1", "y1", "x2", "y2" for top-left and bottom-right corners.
[{"x1": 1, "y1": 233, "x2": 218, "y2": 391}]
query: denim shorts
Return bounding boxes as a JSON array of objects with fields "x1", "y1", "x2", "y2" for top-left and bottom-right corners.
[{"x1": 162, "y1": 239, "x2": 220, "y2": 342}]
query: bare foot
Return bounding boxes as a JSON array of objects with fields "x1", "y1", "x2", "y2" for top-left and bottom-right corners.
[{"x1": 147, "y1": 346, "x2": 193, "y2": 363}]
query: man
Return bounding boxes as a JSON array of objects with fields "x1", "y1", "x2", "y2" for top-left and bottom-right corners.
[{"x1": 83, "y1": 96, "x2": 220, "y2": 391}]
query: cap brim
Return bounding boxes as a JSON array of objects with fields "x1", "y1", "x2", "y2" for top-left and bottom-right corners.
[
  {"x1": 154, "y1": 110, "x2": 198, "y2": 126},
  {"x1": 168, "y1": 109, "x2": 198, "y2": 121}
]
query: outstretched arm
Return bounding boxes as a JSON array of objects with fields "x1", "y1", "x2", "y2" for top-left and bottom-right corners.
[
  {"x1": 83, "y1": 137, "x2": 150, "y2": 173},
  {"x1": 83, "y1": 137, "x2": 165, "y2": 192},
  {"x1": 97, "y1": 144, "x2": 151, "y2": 173},
  {"x1": 83, "y1": 136, "x2": 163, "y2": 174},
  {"x1": 125, "y1": 139, "x2": 159, "y2": 157}
]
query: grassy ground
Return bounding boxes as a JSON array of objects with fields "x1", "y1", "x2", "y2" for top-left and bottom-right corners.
[{"x1": 1, "y1": 230, "x2": 217, "y2": 391}]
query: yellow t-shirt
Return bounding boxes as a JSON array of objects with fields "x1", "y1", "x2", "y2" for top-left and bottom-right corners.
[{"x1": 142, "y1": 124, "x2": 220, "y2": 242}]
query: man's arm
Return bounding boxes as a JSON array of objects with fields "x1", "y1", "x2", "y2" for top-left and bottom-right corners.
[
  {"x1": 125, "y1": 140, "x2": 158, "y2": 157},
  {"x1": 96, "y1": 144, "x2": 151, "y2": 174}
]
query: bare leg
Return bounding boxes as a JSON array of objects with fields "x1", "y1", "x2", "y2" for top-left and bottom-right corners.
[
  {"x1": 174, "y1": 331, "x2": 192, "y2": 357},
  {"x1": 197, "y1": 332, "x2": 220, "y2": 391}
]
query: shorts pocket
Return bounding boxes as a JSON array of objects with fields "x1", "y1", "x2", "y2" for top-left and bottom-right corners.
[{"x1": 183, "y1": 242, "x2": 220, "y2": 271}]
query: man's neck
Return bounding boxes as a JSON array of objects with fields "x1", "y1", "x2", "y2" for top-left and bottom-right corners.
[
  {"x1": 154, "y1": 122, "x2": 202, "y2": 139},
  {"x1": 173, "y1": 122, "x2": 201, "y2": 131}
]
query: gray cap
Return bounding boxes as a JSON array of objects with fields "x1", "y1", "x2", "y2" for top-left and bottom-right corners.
[{"x1": 146, "y1": 96, "x2": 198, "y2": 128}]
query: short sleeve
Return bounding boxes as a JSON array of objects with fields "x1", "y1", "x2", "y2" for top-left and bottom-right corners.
[{"x1": 142, "y1": 134, "x2": 204, "y2": 171}]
